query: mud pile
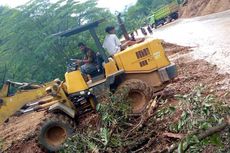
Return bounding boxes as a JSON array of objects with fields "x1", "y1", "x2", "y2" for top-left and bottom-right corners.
[
  {"x1": 180, "y1": 0, "x2": 230, "y2": 17},
  {"x1": 0, "y1": 111, "x2": 45, "y2": 153}
]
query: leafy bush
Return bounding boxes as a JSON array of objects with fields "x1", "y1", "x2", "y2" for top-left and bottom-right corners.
[
  {"x1": 169, "y1": 85, "x2": 230, "y2": 152},
  {"x1": 61, "y1": 85, "x2": 230, "y2": 152},
  {"x1": 61, "y1": 92, "x2": 131, "y2": 152}
]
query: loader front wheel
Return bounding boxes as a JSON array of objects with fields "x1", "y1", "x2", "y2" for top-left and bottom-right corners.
[
  {"x1": 36, "y1": 113, "x2": 75, "y2": 152},
  {"x1": 116, "y1": 79, "x2": 152, "y2": 114}
]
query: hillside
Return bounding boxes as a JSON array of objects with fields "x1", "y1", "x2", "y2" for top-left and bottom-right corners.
[{"x1": 180, "y1": 0, "x2": 230, "y2": 17}]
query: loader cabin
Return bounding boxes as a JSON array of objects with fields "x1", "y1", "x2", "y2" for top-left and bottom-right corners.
[{"x1": 53, "y1": 19, "x2": 177, "y2": 95}]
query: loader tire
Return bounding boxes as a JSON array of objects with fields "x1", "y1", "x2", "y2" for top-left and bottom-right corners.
[
  {"x1": 116, "y1": 79, "x2": 153, "y2": 114},
  {"x1": 36, "y1": 113, "x2": 75, "y2": 152}
]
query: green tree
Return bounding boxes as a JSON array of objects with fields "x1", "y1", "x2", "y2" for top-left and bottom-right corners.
[
  {"x1": 0, "y1": 0, "x2": 115, "y2": 84},
  {"x1": 123, "y1": 0, "x2": 175, "y2": 32}
]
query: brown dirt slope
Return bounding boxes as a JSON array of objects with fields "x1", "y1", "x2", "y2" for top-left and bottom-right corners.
[
  {"x1": 0, "y1": 111, "x2": 45, "y2": 153},
  {"x1": 180, "y1": 0, "x2": 230, "y2": 17}
]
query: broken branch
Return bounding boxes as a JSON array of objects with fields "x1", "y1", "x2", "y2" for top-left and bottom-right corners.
[{"x1": 168, "y1": 119, "x2": 230, "y2": 153}]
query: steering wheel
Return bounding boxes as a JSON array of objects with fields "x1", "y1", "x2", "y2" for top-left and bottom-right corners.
[{"x1": 67, "y1": 58, "x2": 79, "y2": 72}]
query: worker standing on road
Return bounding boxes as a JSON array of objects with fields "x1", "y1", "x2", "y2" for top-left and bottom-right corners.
[
  {"x1": 103, "y1": 26, "x2": 135, "y2": 56},
  {"x1": 130, "y1": 32, "x2": 136, "y2": 41},
  {"x1": 147, "y1": 25, "x2": 153, "y2": 34},
  {"x1": 140, "y1": 27, "x2": 147, "y2": 35}
]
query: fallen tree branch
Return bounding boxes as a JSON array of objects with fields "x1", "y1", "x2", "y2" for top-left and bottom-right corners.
[
  {"x1": 132, "y1": 136, "x2": 156, "y2": 153},
  {"x1": 162, "y1": 132, "x2": 184, "y2": 139},
  {"x1": 168, "y1": 119, "x2": 230, "y2": 153},
  {"x1": 124, "y1": 130, "x2": 157, "y2": 151},
  {"x1": 147, "y1": 97, "x2": 158, "y2": 116},
  {"x1": 125, "y1": 98, "x2": 158, "y2": 138}
]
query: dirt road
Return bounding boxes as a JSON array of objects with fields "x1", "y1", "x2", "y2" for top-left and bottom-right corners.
[{"x1": 142, "y1": 10, "x2": 230, "y2": 74}]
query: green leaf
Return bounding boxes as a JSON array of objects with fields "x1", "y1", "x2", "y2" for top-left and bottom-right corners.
[
  {"x1": 204, "y1": 103, "x2": 212, "y2": 107},
  {"x1": 191, "y1": 135, "x2": 200, "y2": 143},
  {"x1": 178, "y1": 141, "x2": 184, "y2": 153},
  {"x1": 209, "y1": 134, "x2": 223, "y2": 147},
  {"x1": 86, "y1": 140, "x2": 99, "y2": 152},
  {"x1": 169, "y1": 106, "x2": 176, "y2": 111},
  {"x1": 199, "y1": 122, "x2": 211, "y2": 130},
  {"x1": 96, "y1": 103, "x2": 101, "y2": 111},
  {"x1": 178, "y1": 120, "x2": 183, "y2": 131},
  {"x1": 100, "y1": 128, "x2": 109, "y2": 146}
]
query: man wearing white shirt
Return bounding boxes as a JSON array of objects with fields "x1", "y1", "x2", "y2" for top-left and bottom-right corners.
[
  {"x1": 103, "y1": 26, "x2": 140, "y2": 56},
  {"x1": 103, "y1": 26, "x2": 121, "y2": 56}
]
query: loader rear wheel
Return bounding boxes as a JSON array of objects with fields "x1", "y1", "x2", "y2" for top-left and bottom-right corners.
[
  {"x1": 116, "y1": 79, "x2": 152, "y2": 114},
  {"x1": 36, "y1": 113, "x2": 75, "y2": 152}
]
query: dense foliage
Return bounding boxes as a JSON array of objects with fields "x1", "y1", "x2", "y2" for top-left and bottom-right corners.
[
  {"x1": 124, "y1": 0, "x2": 177, "y2": 32},
  {"x1": 0, "y1": 0, "x2": 115, "y2": 84}
]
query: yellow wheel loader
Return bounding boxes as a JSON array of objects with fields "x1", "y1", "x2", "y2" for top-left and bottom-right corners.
[{"x1": 34, "y1": 19, "x2": 177, "y2": 152}]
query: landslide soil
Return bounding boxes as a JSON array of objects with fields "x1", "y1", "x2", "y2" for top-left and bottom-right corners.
[
  {"x1": 0, "y1": 43, "x2": 229, "y2": 153},
  {"x1": 180, "y1": 0, "x2": 230, "y2": 17},
  {"x1": 0, "y1": 111, "x2": 45, "y2": 153}
]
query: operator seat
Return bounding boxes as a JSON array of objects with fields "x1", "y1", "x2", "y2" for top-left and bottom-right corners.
[{"x1": 88, "y1": 52, "x2": 105, "y2": 78}]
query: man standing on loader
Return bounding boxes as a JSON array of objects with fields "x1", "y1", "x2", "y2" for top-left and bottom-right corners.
[{"x1": 103, "y1": 26, "x2": 136, "y2": 56}]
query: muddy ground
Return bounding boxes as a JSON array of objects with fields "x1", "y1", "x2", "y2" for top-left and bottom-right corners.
[{"x1": 0, "y1": 42, "x2": 229, "y2": 153}]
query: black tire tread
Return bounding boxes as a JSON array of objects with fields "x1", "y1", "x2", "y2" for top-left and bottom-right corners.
[
  {"x1": 116, "y1": 79, "x2": 153, "y2": 113},
  {"x1": 35, "y1": 113, "x2": 75, "y2": 152}
]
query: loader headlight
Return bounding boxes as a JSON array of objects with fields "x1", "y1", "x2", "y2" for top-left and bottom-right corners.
[
  {"x1": 54, "y1": 78, "x2": 61, "y2": 85},
  {"x1": 46, "y1": 87, "x2": 52, "y2": 94},
  {"x1": 80, "y1": 91, "x2": 85, "y2": 95},
  {"x1": 52, "y1": 84, "x2": 59, "y2": 91},
  {"x1": 46, "y1": 86, "x2": 57, "y2": 96}
]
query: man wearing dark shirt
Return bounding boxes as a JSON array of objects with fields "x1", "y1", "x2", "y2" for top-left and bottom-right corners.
[{"x1": 76, "y1": 42, "x2": 97, "y2": 80}]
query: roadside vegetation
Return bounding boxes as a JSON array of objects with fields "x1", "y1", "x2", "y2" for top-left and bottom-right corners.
[
  {"x1": 61, "y1": 86, "x2": 230, "y2": 152},
  {"x1": 165, "y1": 85, "x2": 229, "y2": 152}
]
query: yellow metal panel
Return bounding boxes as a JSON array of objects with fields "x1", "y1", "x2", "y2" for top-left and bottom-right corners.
[
  {"x1": 65, "y1": 70, "x2": 88, "y2": 94},
  {"x1": 0, "y1": 81, "x2": 55, "y2": 124},
  {"x1": 113, "y1": 39, "x2": 170, "y2": 73},
  {"x1": 113, "y1": 54, "x2": 124, "y2": 70},
  {"x1": 104, "y1": 59, "x2": 118, "y2": 77},
  {"x1": 149, "y1": 39, "x2": 170, "y2": 68},
  {"x1": 56, "y1": 86, "x2": 76, "y2": 109}
]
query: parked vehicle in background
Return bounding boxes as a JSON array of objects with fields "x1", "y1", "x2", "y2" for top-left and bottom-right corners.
[{"x1": 148, "y1": 0, "x2": 181, "y2": 29}]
